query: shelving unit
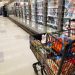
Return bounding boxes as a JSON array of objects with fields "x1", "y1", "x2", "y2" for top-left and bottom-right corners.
[
  {"x1": 47, "y1": 0, "x2": 58, "y2": 28},
  {"x1": 36, "y1": 0, "x2": 43, "y2": 24},
  {"x1": 14, "y1": 2, "x2": 19, "y2": 17},
  {"x1": 25, "y1": 2, "x2": 29, "y2": 20},
  {"x1": 31, "y1": 0, "x2": 35, "y2": 22},
  {"x1": 7, "y1": 0, "x2": 75, "y2": 35},
  {"x1": 64, "y1": 0, "x2": 75, "y2": 30}
]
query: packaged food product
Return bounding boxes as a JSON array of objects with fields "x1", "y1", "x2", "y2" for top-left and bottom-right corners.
[
  {"x1": 52, "y1": 38, "x2": 63, "y2": 53},
  {"x1": 61, "y1": 59, "x2": 75, "y2": 75},
  {"x1": 71, "y1": 43, "x2": 75, "y2": 53},
  {"x1": 46, "y1": 59, "x2": 59, "y2": 75},
  {"x1": 55, "y1": 56, "x2": 61, "y2": 66}
]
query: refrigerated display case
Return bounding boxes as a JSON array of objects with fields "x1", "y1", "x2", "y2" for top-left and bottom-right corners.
[
  {"x1": 63, "y1": 0, "x2": 75, "y2": 36},
  {"x1": 19, "y1": 3, "x2": 23, "y2": 19},
  {"x1": 47, "y1": 0, "x2": 58, "y2": 28},
  {"x1": 47, "y1": 0, "x2": 75, "y2": 30},
  {"x1": 7, "y1": 0, "x2": 75, "y2": 34},
  {"x1": 25, "y1": 2, "x2": 29, "y2": 20},
  {"x1": 7, "y1": 2, "x2": 14, "y2": 15},
  {"x1": 23, "y1": 1, "x2": 27, "y2": 21},
  {"x1": 31, "y1": 0, "x2": 36, "y2": 22},
  {"x1": 13, "y1": 2, "x2": 21, "y2": 18},
  {"x1": 36, "y1": 0, "x2": 43, "y2": 24},
  {"x1": 25, "y1": 2, "x2": 30, "y2": 24},
  {"x1": 14, "y1": 2, "x2": 18, "y2": 17}
]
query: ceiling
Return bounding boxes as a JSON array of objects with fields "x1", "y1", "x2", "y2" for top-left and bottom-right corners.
[
  {"x1": 0, "y1": 0, "x2": 28, "y2": 6},
  {"x1": 0, "y1": 0, "x2": 14, "y2": 6},
  {"x1": 0, "y1": 0, "x2": 10, "y2": 3}
]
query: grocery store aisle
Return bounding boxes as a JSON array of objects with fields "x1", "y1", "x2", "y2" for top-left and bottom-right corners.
[{"x1": 0, "y1": 16, "x2": 37, "y2": 75}]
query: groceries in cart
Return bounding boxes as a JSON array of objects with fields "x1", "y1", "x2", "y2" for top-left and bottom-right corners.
[{"x1": 30, "y1": 33, "x2": 75, "y2": 75}]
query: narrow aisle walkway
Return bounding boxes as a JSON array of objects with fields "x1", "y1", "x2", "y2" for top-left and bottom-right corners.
[{"x1": 0, "y1": 16, "x2": 37, "y2": 75}]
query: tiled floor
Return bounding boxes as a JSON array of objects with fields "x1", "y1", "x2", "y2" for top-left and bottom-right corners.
[{"x1": 0, "y1": 16, "x2": 37, "y2": 75}]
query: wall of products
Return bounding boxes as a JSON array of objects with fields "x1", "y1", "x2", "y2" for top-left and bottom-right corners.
[
  {"x1": 25, "y1": 2, "x2": 29, "y2": 20},
  {"x1": 36, "y1": 0, "x2": 43, "y2": 24},
  {"x1": 7, "y1": 0, "x2": 75, "y2": 29},
  {"x1": 31, "y1": 0, "x2": 35, "y2": 22},
  {"x1": 47, "y1": 0, "x2": 58, "y2": 28}
]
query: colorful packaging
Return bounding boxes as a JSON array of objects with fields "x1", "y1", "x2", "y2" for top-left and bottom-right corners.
[
  {"x1": 52, "y1": 38, "x2": 63, "y2": 53},
  {"x1": 61, "y1": 60, "x2": 75, "y2": 75}
]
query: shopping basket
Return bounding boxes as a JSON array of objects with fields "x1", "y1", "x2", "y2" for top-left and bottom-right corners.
[{"x1": 30, "y1": 32, "x2": 75, "y2": 75}]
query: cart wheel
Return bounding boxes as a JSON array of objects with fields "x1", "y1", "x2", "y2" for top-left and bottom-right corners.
[
  {"x1": 43, "y1": 69, "x2": 48, "y2": 75},
  {"x1": 33, "y1": 62, "x2": 39, "y2": 75},
  {"x1": 41, "y1": 67, "x2": 43, "y2": 75},
  {"x1": 33, "y1": 64, "x2": 38, "y2": 75},
  {"x1": 33, "y1": 62, "x2": 45, "y2": 75},
  {"x1": 41, "y1": 66, "x2": 45, "y2": 75}
]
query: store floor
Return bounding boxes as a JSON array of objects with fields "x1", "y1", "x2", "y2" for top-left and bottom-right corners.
[{"x1": 0, "y1": 16, "x2": 37, "y2": 75}]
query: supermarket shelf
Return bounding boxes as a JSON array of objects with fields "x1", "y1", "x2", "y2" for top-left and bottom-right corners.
[
  {"x1": 8, "y1": 16, "x2": 39, "y2": 35},
  {"x1": 8, "y1": 15, "x2": 57, "y2": 35},
  {"x1": 47, "y1": 15, "x2": 57, "y2": 18},
  {"x1": 37, "y1": 14, "x2": 43, "y2": 15},
  {"x1": 47, "y1": 23, "x2": 57, "y2": 29}
]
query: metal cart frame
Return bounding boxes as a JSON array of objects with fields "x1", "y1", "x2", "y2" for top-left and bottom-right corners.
[{"x1": 30, "y1": 32, "x2": 75, "y2": 75}]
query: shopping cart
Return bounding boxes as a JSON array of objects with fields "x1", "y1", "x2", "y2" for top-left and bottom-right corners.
[{"x1": 30, "y1": 32, "x2": 75, "y2": 75}]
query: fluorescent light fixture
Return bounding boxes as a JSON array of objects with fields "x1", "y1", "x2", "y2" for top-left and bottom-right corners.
[
  {"x1": 0, "y1": 2, "x2": 4, "y2": 7},
  {"x1": 20, "y1": 2, "x2": 24, "y2": 6},
  {"x1": 0, "y1": 1, "x2": 9, "y2": 7}
]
